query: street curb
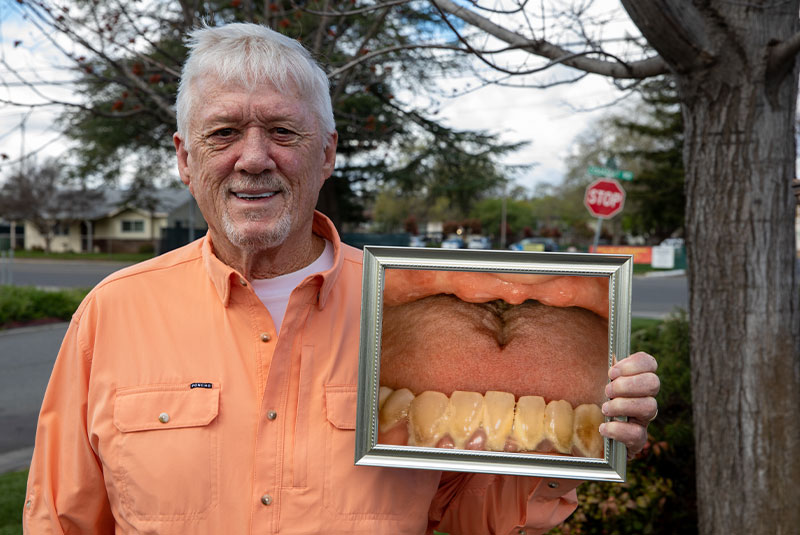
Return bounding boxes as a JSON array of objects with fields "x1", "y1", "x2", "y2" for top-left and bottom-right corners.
[
  {"x1": 642, "y1": 269, "x2": 686, "y2": 278},
  {"x1": 0, "y1": 322, "x2": 69, "y2": 337},
  {"x1": 0, "y1": 447, "x2": 32, "y2": 475}
]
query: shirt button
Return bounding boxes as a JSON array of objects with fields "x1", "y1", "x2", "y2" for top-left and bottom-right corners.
[
  {"x1": 267, "y1": 410, "x2": 277, "y2": 420},
  {"x1": 239, "y1": 278, "x2": 247, "y2": 286},
  {"x1": 260, "y1": 333, "x2": 271, "y2": 342},
  {"x1": 547, "y1": 481, "x2": 559, "y2": 489},
  {"x1": 261, "y1": 494, "x2": 273, "y2": 506},
  {"x1": 158, "y1": 412, "x2": 170, "y2": 423}
]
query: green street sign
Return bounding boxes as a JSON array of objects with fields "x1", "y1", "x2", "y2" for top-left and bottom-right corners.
[{"x1": 588, "y1": 166, "x2": 634, "y2": 181}]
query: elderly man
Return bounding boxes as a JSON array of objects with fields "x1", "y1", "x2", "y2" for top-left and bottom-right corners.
[{"x1": 24, "y1": 23, "x2": 659, "y2": 534}]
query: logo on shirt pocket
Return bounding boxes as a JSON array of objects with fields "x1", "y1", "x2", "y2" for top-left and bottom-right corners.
[{"x1": 113, "y1": 383, "x2": 220, "y2": 521}]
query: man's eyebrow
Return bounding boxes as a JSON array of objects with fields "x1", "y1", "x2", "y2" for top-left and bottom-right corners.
[{"x1": 202, "y1": 112, "x2": 243, "y2": 126}]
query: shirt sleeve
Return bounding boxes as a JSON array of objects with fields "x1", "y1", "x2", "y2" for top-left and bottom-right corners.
[
  {"x1": 23, "y1": 314, "x2": 115, "y2": 534},
  {"x1": 428, "y1": 472, "x2": 581, "y2": 535}
]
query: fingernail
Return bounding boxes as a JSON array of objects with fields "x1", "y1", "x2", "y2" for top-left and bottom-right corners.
[
  {"x1": 609, "y1": 367, "x2": 621, "y2": 380},
  {"x1": 598, "y1": 423, "x2": 607, "y2": 436},
  {"x1": 602, "y1": 402, "x2": 609, "y2": 415},
  {"x1": 605, "y1": 383, "x2": 613, "y2": 398}
]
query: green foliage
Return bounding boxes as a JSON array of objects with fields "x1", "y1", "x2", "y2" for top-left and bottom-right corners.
[
  {"x1": 551, "y1": 312, "x2": 696, "y2": 534},
  {"x1": 25, "y1": 0, "x2": 509, "y2": 226},
  {"x1": 0, "y1": 469, "x2": 26, "y2": 535},
  {"x1": 470, "y1": 197, "x2": 536, "y2": 241},
  {"x1": 0, "y1": 286, "x2": 89, "y2": 328},
  {"x1": 557, "y1": 78, "x2": 685, "y2": 245},
  {"x1": 615, "y1": 79, "x2": 685, "y2": 241}
]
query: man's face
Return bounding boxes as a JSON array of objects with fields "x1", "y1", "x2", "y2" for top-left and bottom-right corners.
[{"x1": 173, "y1": 76, "x2": 336, "y2": 254}]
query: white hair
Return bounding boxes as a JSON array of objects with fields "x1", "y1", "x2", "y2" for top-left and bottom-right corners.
[{"x1": 175, "y1": 23, "x2": 335, "y2": 143}]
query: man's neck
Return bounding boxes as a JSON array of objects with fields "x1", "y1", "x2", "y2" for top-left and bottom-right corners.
[{"x1": 210, "y1": 230, "x2": 326, "y2": 280}]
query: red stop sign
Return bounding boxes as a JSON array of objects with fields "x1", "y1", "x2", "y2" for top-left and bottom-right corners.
[{"x1": 584, "y1": 178, "x2": 626, "y2": 219}]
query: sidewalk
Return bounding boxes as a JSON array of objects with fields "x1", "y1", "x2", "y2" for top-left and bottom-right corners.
[{"x1": 0, "y1": 447, "x2": 32, "y2": 474}]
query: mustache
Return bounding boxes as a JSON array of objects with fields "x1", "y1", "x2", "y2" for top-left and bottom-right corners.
[{"x1": 227, "y1": 173, "x2": 287, "y2": 192}]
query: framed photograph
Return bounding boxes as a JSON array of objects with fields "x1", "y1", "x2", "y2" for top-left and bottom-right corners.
[{"x1": 355, "y1": 246, "x2": 633, "y2": 482}]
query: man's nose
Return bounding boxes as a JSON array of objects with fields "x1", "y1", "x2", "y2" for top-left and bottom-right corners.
[{"x1": 234, "y1": 128, "x2": 276, "y2": 174}]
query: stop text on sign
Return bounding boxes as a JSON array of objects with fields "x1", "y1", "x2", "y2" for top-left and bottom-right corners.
[
  {"x1": 586, "y1": 189, "x2": 623, "y2": 207},
  {"x1": 584, "y1": 178, "x2": 626, "y2": 219}
]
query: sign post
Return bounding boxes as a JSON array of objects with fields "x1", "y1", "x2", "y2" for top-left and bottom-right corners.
[{"x1": 584, "y1": 178, "x2": 626, "y2": 250}]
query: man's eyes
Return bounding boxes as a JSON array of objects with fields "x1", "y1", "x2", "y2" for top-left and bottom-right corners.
[
  {"x1": 206, "y1": 126, "x2": 300, "y2": 141},
  {"x1": 210, "y1": 128, "x2": 236, "y2": 138},
  {"x1": 273, "y1": 127, "x2": 298, "y2": 138}
]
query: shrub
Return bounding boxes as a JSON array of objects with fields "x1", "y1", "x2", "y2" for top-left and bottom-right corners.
[
  {"x1": 0, "y1": 286, "x2": 88, "y2": 328},
  {"x1": 550, "y1": 311, "x2": 695, "y2": 534}
]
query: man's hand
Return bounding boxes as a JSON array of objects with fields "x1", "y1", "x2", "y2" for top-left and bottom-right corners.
[{"x1": 598, "y1": 351, "x2": 660, "y2": 459}]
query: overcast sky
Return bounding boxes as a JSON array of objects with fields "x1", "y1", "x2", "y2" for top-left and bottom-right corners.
[{"x1": 0, "y1": 1, "x2": 635, "y2": 193}]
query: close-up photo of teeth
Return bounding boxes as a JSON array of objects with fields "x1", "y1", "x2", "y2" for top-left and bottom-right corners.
[
  {"x1": 376, "y1": 268, "x2": 611, "y2": 459},
  {"x1": 378, "y1": 387, "x2": 605, "y2": 458}
]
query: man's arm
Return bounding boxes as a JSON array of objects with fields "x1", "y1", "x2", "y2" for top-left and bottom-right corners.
[
  {"x1": 23, "y1": 315, "x2": 115, "y2": 533},
  {"x1": 429, "y1": 351, "x2": 660, "y2": 534}
]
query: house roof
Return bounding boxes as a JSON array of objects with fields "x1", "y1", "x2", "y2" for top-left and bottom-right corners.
[{"x1": 65, "y1": 188, "x2": 193, "y2": 221}]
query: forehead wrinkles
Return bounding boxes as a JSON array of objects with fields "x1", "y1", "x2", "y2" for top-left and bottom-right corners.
[{"x1": 189, "y1": 76, "x2": 317, "y2": 133}]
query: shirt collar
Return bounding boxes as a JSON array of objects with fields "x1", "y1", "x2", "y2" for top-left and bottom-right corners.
[{"x1": 202, "y1": 211, "x2": 345, "y2": 308}]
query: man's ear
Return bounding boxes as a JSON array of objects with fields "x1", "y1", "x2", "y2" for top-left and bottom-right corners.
[
  {"x1": 173, "y1": 132, "x2": 192, "y2": 188},
  {"x1": 321, "y1": 131, "x2": 338, "y2": 181}
]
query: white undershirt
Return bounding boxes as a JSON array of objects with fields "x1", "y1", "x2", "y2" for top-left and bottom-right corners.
[{"x1": 250, "y1": 240, "x2": 334, "y2": 334}]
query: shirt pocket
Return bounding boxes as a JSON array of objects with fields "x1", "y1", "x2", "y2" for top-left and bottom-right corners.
[
  {"x1": 113, "y1": 384, "x2": 220, "y2": 521},
  {"x1": 322, "y1": 385, "x2": 440, "y2": 520}
]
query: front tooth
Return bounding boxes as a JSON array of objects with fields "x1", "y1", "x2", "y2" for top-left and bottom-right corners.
[
  {"x1": 379, "y1": 388, "x2": 414, "y2": 432},
  {"x1": 408, "y1": 391, "x2": 450, "y2": 447},
  {"x1": 483, "y1": 391, "x2": 515, "y2": 451},
  {"x1": 378, "y1": 386, "x2": 393, "y2": 411},
  {"x1": 544, "y1": 400, "x2": 574, "y2": 454},
  {"x1": 572, "y1": 404, "x2": 605, "y2": 458},
  {"x1": 448, "y1": 391, "x2": 484, "y2": 448},
  {"x1": 512, "y1": 395, "x2": 546, "y2": 451}
]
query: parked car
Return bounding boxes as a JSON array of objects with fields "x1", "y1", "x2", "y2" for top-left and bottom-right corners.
[
  {"x1": 441, "y1": 237, "x2": 465, "y2": 249},
  {"x1": 508, "y1": 237, "x2": 559, "y2": 252},
  {"x1": 467, "y1": 236, "x2": 492, "y2": 249},
  {"x1": 408, "y1": 235, "x2": 427, "y2": 247}
]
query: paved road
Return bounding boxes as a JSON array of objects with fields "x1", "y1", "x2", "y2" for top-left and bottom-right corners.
[
  {"x1": 632, "y1": 273, "x2": 688, "y2": 318},
  {"x1": 2, "y1": 258, "x2": 133, "y2": 288},
  {"x1": 0, "y1": 323, "x2": 68, "y2": 472}
]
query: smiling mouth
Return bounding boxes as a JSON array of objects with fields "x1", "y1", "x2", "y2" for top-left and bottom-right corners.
[
  {"x1": 377, "y1": 269, "x2": 609, "y2": 458},
  {"x1": 232, "y1": 191, "x2": 278, "y2": 200}
]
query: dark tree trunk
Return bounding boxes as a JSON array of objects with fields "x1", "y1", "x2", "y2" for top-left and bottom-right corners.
[
  {"x1": 679, "y1": 66, "x2": 800, "y2": 533},
  {"x1": 638, "y1": 4, "x2": 800, "y2": 533}
]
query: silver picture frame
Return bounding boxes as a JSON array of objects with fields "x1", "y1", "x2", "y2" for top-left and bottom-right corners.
[{"x1": 355, "y1": 246, "x2": 633, "y2": 482}]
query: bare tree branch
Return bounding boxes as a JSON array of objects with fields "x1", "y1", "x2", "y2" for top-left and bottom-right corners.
[
  {"x1": 327, "y1": 43, "x2": 468, "y2": 78},
  {"x1": 301, "y1": 0, "x2": 412, "y2": 18},
  {"x1": 431, "y1": 0, "x2": 670, "y2": 79},
  {"x1": 768, "y1": 30, "x2": 800, "y2": 76}
]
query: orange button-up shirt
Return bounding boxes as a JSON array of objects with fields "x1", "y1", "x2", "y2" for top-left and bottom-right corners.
[{"x1": 24, "y1": 212, "x2": 580, "y2": 535}]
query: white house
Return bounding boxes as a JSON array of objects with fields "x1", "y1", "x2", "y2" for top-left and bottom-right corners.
[{"x1": 21, "y1": 189, "x2": 205, "y2": 254}]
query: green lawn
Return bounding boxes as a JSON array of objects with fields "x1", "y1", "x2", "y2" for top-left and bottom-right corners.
[
  {"x1": 9, "y1": 250, "x2": 152, "y2": 263},
  {"x1": 631, "y1": 317, "x2": 662, "y2": 330},
  {"x1": 0, "y1": 469, "x2": 26, "y2": 535}
]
